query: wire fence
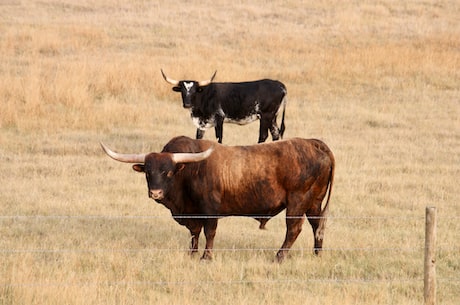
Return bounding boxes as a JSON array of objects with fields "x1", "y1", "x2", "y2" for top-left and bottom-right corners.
[
  {"x1": 1, "y1": 213, "x2": 459, "y2": 289},
  {"x1": 1, "y1": 214, "x2": 459, "y2": 252}
]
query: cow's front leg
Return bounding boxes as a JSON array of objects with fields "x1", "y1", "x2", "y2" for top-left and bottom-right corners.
[
  {"x1": 186, "y1": 222, "x2": 202, "y2": 256},
  {"x1": 196, "y1": 128, "x2": 205, "y2": 139},
  {"x1": 189, "y1": 230, "x2": 201, "y2": 255},
  {"x1": 201, "y1": 218, "x2": 218, "y2": 260},
  {"x1": 214, "y1": 116, "x2": 224, "y2": 143}
]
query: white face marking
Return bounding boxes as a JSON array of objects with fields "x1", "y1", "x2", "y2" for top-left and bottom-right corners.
[{"x1": 184, "y1": 82, "x2": 194, "y2": 93}]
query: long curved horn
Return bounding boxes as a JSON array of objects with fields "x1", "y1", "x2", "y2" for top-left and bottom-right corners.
[
  {"x1": 100, "y1": 142, "x2": 146, "y2": 163},
  {"x1": 160, "y1": 69, "x2": 179, "y2": 86},
  {"x1": 198, "y1": 71, "x2": 217, "y2": 86},
  {"x1": 171, "y1": 147, "x2": 214, "y2": 164}
]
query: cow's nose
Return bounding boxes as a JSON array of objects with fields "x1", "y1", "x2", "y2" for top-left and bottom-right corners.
[{"x1": 149, "y1": 189, "x2": 164, "y2": 200}]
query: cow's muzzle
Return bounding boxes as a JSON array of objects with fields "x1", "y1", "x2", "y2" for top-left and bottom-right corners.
[{"x1": 149, "y1": 189, "x2": 164, "y2": 200}]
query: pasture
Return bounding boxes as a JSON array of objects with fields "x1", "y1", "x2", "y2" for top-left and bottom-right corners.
[{"x1": 0, "y1": 0, "x2": 459, "y2": 304}]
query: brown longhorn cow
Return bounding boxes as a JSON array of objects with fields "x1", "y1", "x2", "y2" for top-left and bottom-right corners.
[{"x1": 101, "y1": 136, "x2": 334, "y2": 262}]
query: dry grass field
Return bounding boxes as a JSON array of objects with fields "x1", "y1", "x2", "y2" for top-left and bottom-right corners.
[{"x1": 1, "y1": 0, "x2": 459, "y2": 304}]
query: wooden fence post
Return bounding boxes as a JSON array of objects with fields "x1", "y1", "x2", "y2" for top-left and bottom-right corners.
[{"x1": 424, "y1": 206, "x2": 436, "y2": 305}]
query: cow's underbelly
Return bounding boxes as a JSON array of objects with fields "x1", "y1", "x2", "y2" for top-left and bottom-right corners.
[
  {"x1": 220, "y1": 204, "x2": 285, "y2": 217},
  {"x1": 191, "y1": 113, "x2": 260, "y2": 130},
  {"x1": 224, "y1": 113, "x2": 260, "y2": 125}
]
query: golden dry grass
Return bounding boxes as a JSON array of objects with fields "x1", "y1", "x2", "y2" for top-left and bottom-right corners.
[{"x1": 0, "y1": 0, "x2": 459, "y2": 304}]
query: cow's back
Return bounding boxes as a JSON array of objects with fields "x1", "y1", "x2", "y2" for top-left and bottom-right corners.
[
  {"x1": 216, "y1": 138, "x2": 333, "y2": 191},
  {"x1": 211, "y1": 79, "x2": 285, "y2": 98},
  {"x1": 162, "y1": 136, "x2": 333, "y2": 190}
]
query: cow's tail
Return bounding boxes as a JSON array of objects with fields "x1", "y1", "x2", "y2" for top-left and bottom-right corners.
[
  {"x1": 279, "y1": 88, "x2": 287, "y2": 138},
  {"x1": 315, "y1": 153, "x2": 335, "y2": 242}
]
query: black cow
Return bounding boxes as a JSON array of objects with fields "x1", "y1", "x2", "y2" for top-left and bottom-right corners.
[
  {"x1": 101, "y1": 136, "x2": 335, "y2": 262},
  {"x1": 161, "y1": 70, "x2": 287, "y2": 144}
]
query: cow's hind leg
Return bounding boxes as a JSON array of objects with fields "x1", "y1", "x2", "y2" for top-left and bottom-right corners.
[
  {"x1": 261, "y1": 114, "x2": 282, "y2": 142},
  {"x1": 269, "y1": 116, "x2": 281, "y2": 141},
  {"x1": 276, "y1": 211, "x2": 305, "y2": 263},
  {"x1": 307, "y1": 211, "x2": 323, "y2": 255},
  {"x1": 306, "y1": 185, "x2": 330, "y2": 255},
  {"x1": 258, "y1": 115, "x2": 271, "y2": 143}
]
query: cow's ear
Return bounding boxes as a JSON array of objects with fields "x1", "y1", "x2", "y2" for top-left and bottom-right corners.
[
  {"x1": 197, "y1": 86, "x2": 204, "y2": 92},
  {"x1": 132, "y1": 164, "x2": 145, "y2": 173},
  {"x1": 172, "y1": 86, "x2": 181, "y2": 92}
]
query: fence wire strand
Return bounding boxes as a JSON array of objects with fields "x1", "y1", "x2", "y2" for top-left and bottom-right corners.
[
  {"x1": 2, "y1": 278, "x2": 426, "y2": 288},
  {"x1": 1, "y1": 214, "x2": 459, "y2": 220},
  {"x1": 0, "y1": 214, "x2": 435, "y2": 220},
  {"x1": 3, "y1": 246, "x2": 449, "y2": 254}
]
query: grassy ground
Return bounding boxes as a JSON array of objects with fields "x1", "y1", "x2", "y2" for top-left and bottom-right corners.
[{"x1": 0, "y1": 0, "x2": 459, "y2": 304}]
